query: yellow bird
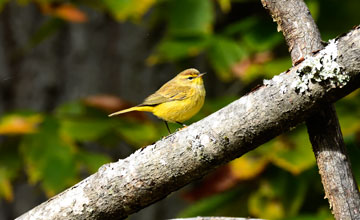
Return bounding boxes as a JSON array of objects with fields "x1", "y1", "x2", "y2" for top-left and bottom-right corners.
[{"x1": 109, "y1": 68, "x2": 206, "y2": 133}]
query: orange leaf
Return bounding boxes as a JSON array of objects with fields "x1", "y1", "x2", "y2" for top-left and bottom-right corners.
[
  {"x1": 0, "y1": 114, "x2": 43, "y2": 135},
  {"x1": 83, "y1": 95, "x2": 131, "y2": 112},
  {"x1": 39, "y1": 3, "x2": 87, "y2": 23},
  {"x1": 83, "y1": 95, "x2": 149, "y2": 121},
  {"x1": 182, "y1": 165, "x2": 239, "y2": 201},
  {"x1": 54, "y1": 4, "x2": 87, "y2": 23},
  {"x1": 231, "y1": 51, "x2": 273, "y2": 78}
]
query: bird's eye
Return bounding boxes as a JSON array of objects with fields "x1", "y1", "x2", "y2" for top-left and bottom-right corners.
[{"x1": 187, "y1": 76, "x2": 194, "y2": 80}]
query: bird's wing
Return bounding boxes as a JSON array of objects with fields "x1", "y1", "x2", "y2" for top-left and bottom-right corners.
[{"x1": 139, "y1": 84, "x2": 189, "y2": 106}]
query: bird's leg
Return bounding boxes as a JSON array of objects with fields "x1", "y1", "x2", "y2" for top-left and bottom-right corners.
[
  {"x1": 164, "y1": 121, "x2": 171, "y2": 134},
  {"x1": 176, "y1": 122, "x2": 187, "y2": 127},
  {"x1": 175, "y1": 122, "x2": 188, "y2": 131}
]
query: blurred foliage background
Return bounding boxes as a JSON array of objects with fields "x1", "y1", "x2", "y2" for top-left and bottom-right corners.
[{"x1": 0, "y1": 0, "x2": 359, "y2": 219}]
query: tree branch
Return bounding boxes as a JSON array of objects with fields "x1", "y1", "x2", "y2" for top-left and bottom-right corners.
[
  {"x1": 16, "y1": 27, "x2": 360, "y2": 220},
  {"x1": 169, "y1": 218, "x2": 264, "y2": 220},
  {"x1": 261, "y1": 0, "x2": 323, "y2": 64},
  {"x1": 261, "y1": 0, "x2": 360, "y2": 219},
  {"x1": 307, "y1": 104, "x2": 360, "y2": 219}
]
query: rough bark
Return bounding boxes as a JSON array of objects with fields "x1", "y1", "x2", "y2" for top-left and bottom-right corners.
[
  {"x1": 16, "y1": 28, "x2": 360, "y2": 220},
  {"x1": 261, "y1": 0, "x2": 360, "y2": 219},
  {"x1": 169, "y1": 218, "x2": 263, "y2": 220},
  {"x1": 261, "y1": 0, "x2": 323, "y2": 64},
  {"x1": 308, "y1": 105, "x2": 360, "y2": 219}
]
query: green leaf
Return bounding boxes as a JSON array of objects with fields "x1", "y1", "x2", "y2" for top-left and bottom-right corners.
[
  {"x1": 20, "y1": 117, "x2": 77, "y2": 196},
  {"x1": 344, "y1": 135, "x2": 360, "y2": 185},
  {"x1": 242, "y1": 19, "x2": 283, "y2": 52},
  {"x1": 0, "y1": 169, "x2": 13, "y2": 201},
  {"x1": 242, "y1": 57, "x2": 291, "y2": 83},
  {"x1": 103, "y1": 0, "x2": 157, "y2": 21},
  {"x1": 191, "y1": 96, "x2": 238, "y2": 123},
  {"x1": 0, "y1": 113, "x2": 43, "y2": 135},
  {"x1": 223, "y1": 17, "x2": 259, "y2": 37},
  {"x1": 260, "y1": 126, "x2": 316, "y2": 175},
  {"x1": 216, "y1": 0, "x2": 231, "y2": 12},
  {"x1": 262, "y1": 58, "x2": 292, "y2": 78},
  {"x1": 148, "y1": 36, "x2": 210, "y2": 64},
  {"x1": 305, "y1": 0, "x2": 320, "y2": 21},
  {"x1": 249, "y1": 171, "x2": 309, "y2": 218},
  {"x1": 26, "y1": 18, "x2": 65, "y2": 52},
  {"x1": 116, "y1": 120, "x2": 159, "y2": 147},
  {"x1": 0, "y1": 0, "x2": 8, "y2": 11},
  {"x1": 0, "y1": 138, "x2": 22, "y2": 200},
  {"x1": 335, "y1": 93, "x2": 360, "y2": 136},
  {"x1": 60, "y1": 118, "x2": 114, "y2": 141},
  {"x1": 77, "y1": 150, "x2": 111, "y2": 173},
  {"x1": 178, "y1": 186, "x2": 246, "y2": 218},
  {"x1": 55, "y1": 101, "x2": 87, "y2": 117},
  {"x1": 207, "y1": 36, "x2": 247, "y2": 81},
  {"x1": 167, "y1": 0, "x2": 213, "y2": 36}
]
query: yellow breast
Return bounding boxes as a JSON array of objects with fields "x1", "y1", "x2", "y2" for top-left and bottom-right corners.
[{"x1": 152, "y1": 86, "x2": 205, "y2": 123}]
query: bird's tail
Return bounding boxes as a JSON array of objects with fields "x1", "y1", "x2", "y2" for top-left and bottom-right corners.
[{"x1": 108, "y1": 106, "x2": 154, "y2": 117}]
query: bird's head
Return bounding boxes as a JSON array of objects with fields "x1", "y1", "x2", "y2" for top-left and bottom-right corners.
[{"x1": 175, "y1": 68, "x2": 205, "y2": 87}]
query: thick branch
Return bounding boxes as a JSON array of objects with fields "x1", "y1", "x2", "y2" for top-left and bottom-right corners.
[
  {"x1": 261, "y1": 0, "x2": 360, "y2": 219},
  {"x1": 307, "y1": 105, "x2": 360, "y2": 219},
  {"x1": 17, "y1": 28, "x2": 360, "y2": 220},
  {"x1": 169, "y1": 218, "x2": 263, "y2": 220},
  {"x1": 261, "y1": 0, "x2": 323, "y2": 64}
]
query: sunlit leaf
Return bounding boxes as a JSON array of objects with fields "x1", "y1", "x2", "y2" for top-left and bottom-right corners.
[
  {"x1": 260, "y1": 126, "x2": 316, "y2": 175},
  {"x1": 216, "y1": 0, "x2": 231, "y2": 12},
  {"x1": 104, "y1": 0, "x2": 156, "y2": 21},
  {"x1": 0, "y1": 142, "x2": 21, "y2": 201},
  {"x1": 336, "y1": 94, "x2": 360, "y2": 136},
  {"x1": 249, "y1": 171, "x2": 308, "y2": 219},
  {"x1": 249, "y1": 190, "x2": 285, "y2": 219},
  {"x1": 0, "y1": 172, "x2": 13, "y2": 201},
  {"x1": 230, "y1": 152, "x2": 269, "y2": 180},
  {"x1": 52, "y1": 4, "x2": 87, "y2": 23},
  {"x1": 0, "y1": 114, "x2": 43, "y2": 134}
]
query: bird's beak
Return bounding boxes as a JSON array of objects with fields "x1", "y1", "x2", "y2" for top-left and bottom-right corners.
[{"x1": 197, "y1": 72, "x2": 206, "y2": 78}]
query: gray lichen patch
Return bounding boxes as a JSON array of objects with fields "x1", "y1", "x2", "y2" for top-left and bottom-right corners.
[{"x1": 291, "y1": 39, "x2": 350, "y2": 93}]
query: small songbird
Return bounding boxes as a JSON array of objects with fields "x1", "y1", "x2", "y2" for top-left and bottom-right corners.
[{"x1": 109, "y1": 68, "x2": 206, "y2": 133}]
